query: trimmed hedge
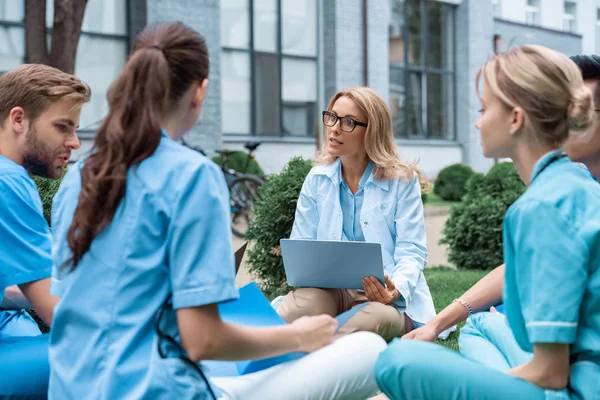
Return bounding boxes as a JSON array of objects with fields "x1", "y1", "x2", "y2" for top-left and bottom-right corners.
[
  {"x1": 440, "y1": 162, "x2": 526, "y2": 270},
  {"x1": 244, "y1": 157, "x2": 313, "y2": 294},
  {"x1": 434, "y1": 163, "x2": 475, "y2": 202}
]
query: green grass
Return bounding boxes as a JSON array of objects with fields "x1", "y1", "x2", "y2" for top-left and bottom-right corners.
[
  {"x1": 424, "y1": 191, "x2": 462, "y2": 208},
  {"x1": 424, "y1": 266, "x2": 489, "y2": 350}
]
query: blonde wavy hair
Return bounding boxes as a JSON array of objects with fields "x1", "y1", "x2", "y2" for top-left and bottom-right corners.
[
  {"x1": 477, "y1": 45, "x2": 594, "y2": 147},
  {"x1": 315, "y1": 86, "x2": 430, "y2": 192}
]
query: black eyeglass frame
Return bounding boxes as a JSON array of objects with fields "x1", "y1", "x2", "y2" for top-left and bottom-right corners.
[{"x1": 322, "y1": 111, "x2": 368, "y2": 133}]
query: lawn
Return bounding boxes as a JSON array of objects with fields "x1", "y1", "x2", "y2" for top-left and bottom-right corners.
[
  {"x1": 424, "y1": 267, "x2": 489, "y2": 350},
  {"x1": 424, "y1": 192, "x2": 462, "y2": 208}
]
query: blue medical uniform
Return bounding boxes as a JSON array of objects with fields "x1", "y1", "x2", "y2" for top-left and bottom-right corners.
[
  {"x1": 48, "y1": 131, "x2": 239, "y2": 399},
  {"x1": 0, "y1": 155, "x2": 52, "y2": 398},
  {"x1": 339, "y1": 162, "x2": 373, "y2": 242},
  {"x1": 375, "y1": 151, "x2": 600, "y2": 400}
]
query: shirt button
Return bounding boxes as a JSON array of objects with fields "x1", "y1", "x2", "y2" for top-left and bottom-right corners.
[{"x1": 364, "y1": 221, "x2": 368, "y2": 225}]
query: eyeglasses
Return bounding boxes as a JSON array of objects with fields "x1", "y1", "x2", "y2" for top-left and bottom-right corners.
[{"x1": 322, "y1": 111, "x2": 368, "y2": 133}]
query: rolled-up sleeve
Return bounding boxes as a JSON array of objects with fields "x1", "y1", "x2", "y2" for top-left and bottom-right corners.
[
  {"x1": 505, "y1": 200, "x2": 587, "y2": 344},
  {"x1": 290, "y1": 173, "x2": 319, "y2": 240},
  {"x1": 167, "y1": 162, "x2": 239, "y2": 309},
  {"x1": 389, "y1": 175, "x2": 428, "y2": 309}
]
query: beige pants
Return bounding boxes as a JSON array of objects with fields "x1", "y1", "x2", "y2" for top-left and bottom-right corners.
[{"x1": 277, "y1": 288, "x2": 411, "y2": 343}]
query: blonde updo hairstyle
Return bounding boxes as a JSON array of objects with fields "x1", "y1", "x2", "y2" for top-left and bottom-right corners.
[{"x1": 477, "y1": 45, "x2": 594, "y2": 147}]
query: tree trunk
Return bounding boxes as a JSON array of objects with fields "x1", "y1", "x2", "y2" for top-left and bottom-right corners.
[
  {"x1": 50, "y1": 0, "x2": 88, "y2": 74},
  {"x1": 25, "y1": 0, "x2": 88, "y2": 74},
  {"x1": 25, "y1": 0, "x2": 49, "y2": 65}
]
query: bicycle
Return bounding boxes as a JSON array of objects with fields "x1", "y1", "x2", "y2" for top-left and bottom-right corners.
[{"x1": 180, "y1": 138, "x2": 264, "y2": 239}]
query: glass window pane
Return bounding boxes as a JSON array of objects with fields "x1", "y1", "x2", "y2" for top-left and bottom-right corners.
[
  {"x1": 221, "y1": 0, "x2": 249, "y2": 48},
  {"x1": 254, "y1": 52, "x2": 280, "y2": 135},
  {"x1": 406, "y1": 0, "x2": 421, "y2": 67},
  {"x1": 0, "y1": 26, "x2": 24, "y2": 72},
  {"x1": 254, "y1": 0, "x2": 277, "y2": 53},
  {"x1": 283, "y1": 103, "x2": 316, "y2": 136},
  {"x1": 282, "y1": 0, "x2": 316, "y2": 56},
  {"x1": 75, "y1": 36, "x2": 127, "y2": 129},
  {"x1": 389, "y1": 65, "x2": 406, "y2": 137},
  {"x1": 427, "y1": 73, "x2": 454, "y2": 140},
  {"x1": 221, "y1": 50, "x2": 251, "y2": 134},
  {"x1": 407, "y1": 72, "x2": 423, "y2": 137},
  {"x1": 389, "y1": 0, "x2": 406, "y2": 65},
  {"x1": 47, "y1": 0, "x2": 126, "y2": 34},
  {"x1": 427, "y1": 2, "x2": 454, "y2": 70},
  {"x1": 0, "y1": 0, "x2": 24, "y2": 22},
  {"x1": 282, "y1": 58, "x2": 316, "y2": 102}
]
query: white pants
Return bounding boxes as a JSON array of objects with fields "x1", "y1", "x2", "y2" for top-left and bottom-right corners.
[{"x1": 212, "y1": 332, "x2": 387, "y2": 400}]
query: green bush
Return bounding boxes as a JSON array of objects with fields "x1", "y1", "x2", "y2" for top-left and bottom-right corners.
[
  {"x1": 28, "y1": 172, "x2": 64, "y2": 334},
  {"x1": 212, "y1": 151, "x2": 265, "y2": 175},
  {"x1": 434, "y1": 163, "x2": 475, "y2": 201},
  {"x1": 440, "y1": 162, "x2": 526, "y2": 270},
  {"x1": 32, "y1": 172, "x2": 64, "y2": 226},
  {"x1": 245, "y1": 157, "x2": 313, "y2": 294}
]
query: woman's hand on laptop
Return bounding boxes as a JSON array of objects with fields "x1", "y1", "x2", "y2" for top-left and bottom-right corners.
[
  {"x1": 362, "y1": 275, "x2": 401, "y2": 305},
  {"x1": 291, "y1": 315, "x2": 339, "y2": 353}
]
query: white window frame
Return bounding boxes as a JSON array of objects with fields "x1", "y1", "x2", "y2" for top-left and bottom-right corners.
[
  {"x1": 596, "y1": 6, "x2": 600, "y2": 54},
  {"x1": 563, "y1": 1, "x2": 577, "y2": 33},
  {"x1": 491, "y1": 0, "x2": 501, "y2": 18},
  {"x1": 525, "y1": 0, "x2": 541, "y2": 26}
]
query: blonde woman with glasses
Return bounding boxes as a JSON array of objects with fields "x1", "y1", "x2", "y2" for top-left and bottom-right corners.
[
  {"x1": 375, "y1": 45, "x2": 600, "y2": 400},
  {"x1": 272, "y1": 86, "x2": 437, "y2": 342}
]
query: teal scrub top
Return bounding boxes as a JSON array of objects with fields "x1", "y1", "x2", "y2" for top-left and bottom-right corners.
[
  {"x1": 48, "y1": 131, "x2": 239, "y2": 400},
  {"x1": 503, "y1": 150, "x2": 600, "y2": 399},
  {"x1": 0, "y1": 155, "x2": 53, "y2": 301}
]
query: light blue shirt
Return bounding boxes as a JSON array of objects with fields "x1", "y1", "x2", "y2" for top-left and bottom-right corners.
[
  {"x1": 48, "y1": 131, "x2": 239, "y2": 399},
  {"x1": 291, "y1": 158, "x2": 435, "y2": 325},
  {"x1": 0, "y1": 155, "x2": 52, "y2": 306},
  {"x1": 339, "y1": 162, "x2": 373, "y2": 242},
  {"x1": 503, "y1": 150, "x2": 600, "y2": 400}
]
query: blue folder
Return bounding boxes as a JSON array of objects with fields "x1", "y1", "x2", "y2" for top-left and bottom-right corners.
[{"x1": 203, "y1": 282, "x2": 367, "y2": 377}]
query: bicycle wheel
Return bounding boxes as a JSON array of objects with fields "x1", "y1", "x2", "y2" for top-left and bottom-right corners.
[{"x1": 229, "y1": 175, "x2": 263, "y2": 239}]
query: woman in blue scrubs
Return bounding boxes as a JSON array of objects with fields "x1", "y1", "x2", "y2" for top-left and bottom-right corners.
[
  {"x1": 48, "y1": 22, "x2": 386, "y2": 400},
  {"x1": 375, "y1": 45, "x2": 600, "y2": 399}
]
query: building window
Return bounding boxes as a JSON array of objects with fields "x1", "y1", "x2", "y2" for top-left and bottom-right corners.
[
  {"x1": 563, "y1": 1, "x2": 577, "y2": 33},
  {"x1": 389, "y1": 0, "x2": 456, "y2": 140},
  {"x1": 492, "y1": 0, "x2": 501, "y2": 18},
  {"x1": 221, "y1": 0, "x2": 318, "y2": 137},
  {"x1": 596, "y1": 7, "x2": 600, "y2": 53},
  {"x1": 0, "y1": 0, "x2": 128, "y2": 132},
  {"x1": 525, "y1": 0, "x2": 541, "y2": 26}
]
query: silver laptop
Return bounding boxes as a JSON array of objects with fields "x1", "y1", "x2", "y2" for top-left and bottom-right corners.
[{"x1": 280, "y1": 239, "x2": 385, "y2": 290}]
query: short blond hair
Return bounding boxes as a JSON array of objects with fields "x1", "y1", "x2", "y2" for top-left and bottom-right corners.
[
  {"x1": 316, "y1": 86, "x2": 430, "y2": 192},
  {"x1": 0, "y1": 64, "x2": 91, "y2": 126},
  {"x1": 477, "y1": 45, "x2": 594, "y2": 147}
]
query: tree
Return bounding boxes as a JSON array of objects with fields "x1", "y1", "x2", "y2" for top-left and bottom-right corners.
[{"x1": 25, "y1": 0, "x2": 88, "y2": 74}]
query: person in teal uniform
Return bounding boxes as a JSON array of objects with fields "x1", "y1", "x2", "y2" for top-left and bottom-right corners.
[
  {"x1": 375, "y1": 45, "x2": 600, "y2": 400},
  {"x1": 48, "y1": 22, "x2": 387, "y2": 400},
  {"x1": 0, "y1": 63, "x2": 90, "y2": 397}
]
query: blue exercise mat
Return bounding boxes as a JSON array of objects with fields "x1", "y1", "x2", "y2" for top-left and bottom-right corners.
[
  {"x1": 0, "y1": 333, "x2": 50, "y2": 398},
  {"x1": 203, "y1": 283, "x2": 367, "y2": 377}
]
